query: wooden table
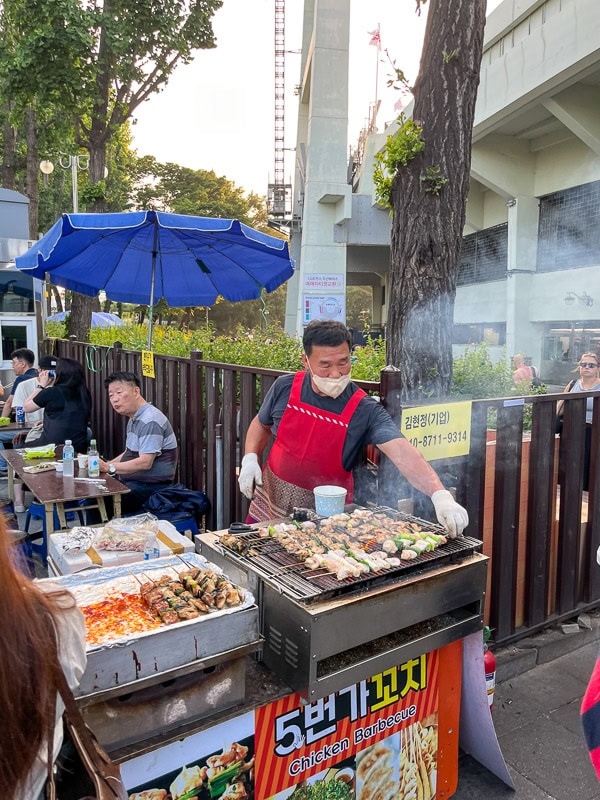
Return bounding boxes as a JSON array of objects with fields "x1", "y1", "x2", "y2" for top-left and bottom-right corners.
[
  {"x1": 0, "y1": 421, "x2": 34, "y2": 434},
  {"x1": 4, "y1": 449, "x2": 130, "y2": 535}
]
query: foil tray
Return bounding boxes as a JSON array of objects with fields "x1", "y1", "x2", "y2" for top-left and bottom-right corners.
[{"x1": 43, "y1": 553, "x2": 259, "y2": 697}]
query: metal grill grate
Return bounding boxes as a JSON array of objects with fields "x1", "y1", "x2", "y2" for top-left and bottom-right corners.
[{"x1": 219, "y1": 508, "x2": 482, "y2": 603}]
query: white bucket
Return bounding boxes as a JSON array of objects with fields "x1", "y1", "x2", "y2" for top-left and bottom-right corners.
[{"x1": 313, "y1": 485, "x2": 347, "y2": 517}]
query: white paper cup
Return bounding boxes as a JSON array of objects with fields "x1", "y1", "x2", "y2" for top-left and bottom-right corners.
[
  {"x1": 313, "y1": 485, "x2": 347, "y2": 516},
  {"x1": 77, "y1": 455, "x2": 88, "y2": 469},
  {"x1": 55, "y1": 462, "x2": 63, "y2": 473}
]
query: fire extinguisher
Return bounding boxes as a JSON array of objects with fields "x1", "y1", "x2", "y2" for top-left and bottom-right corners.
[{"x1": 483, "y1": 626, "x2": 496, "y2": 712}]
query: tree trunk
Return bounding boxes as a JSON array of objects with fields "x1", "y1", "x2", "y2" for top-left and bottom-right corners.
[
  {"x1": 387, "y1": 0, "x2": 486, "y2": 402},
  {"x1": 25, "y1": 106, "x2": 39, "y2": 239},
  {"x1": 2, "y1": 105, "x2": 17, "y2": 189}
]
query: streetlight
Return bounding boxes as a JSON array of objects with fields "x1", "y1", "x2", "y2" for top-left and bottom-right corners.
[{"x1": 58, "y1": 154, "x2": 90, "y2": 213}]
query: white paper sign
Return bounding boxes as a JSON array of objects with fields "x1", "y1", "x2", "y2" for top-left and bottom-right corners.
[
  {"x1": 303, "y1": 293, "x2": 346, "y2": 323},
  {"x1": 303, "y1": 273, "x2": 345, "y2": 291}
]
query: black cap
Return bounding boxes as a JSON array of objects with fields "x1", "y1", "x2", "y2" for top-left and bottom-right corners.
[{"x1": 38, "y1": 355, "x2": 57, "y2": 370}]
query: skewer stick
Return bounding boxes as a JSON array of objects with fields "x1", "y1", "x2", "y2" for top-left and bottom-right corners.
[{"x1": 128, "y1": 569, "x2": 144, "y2": 586}]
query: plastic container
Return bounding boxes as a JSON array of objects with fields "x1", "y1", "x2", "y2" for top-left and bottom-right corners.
[
  {"x1": 144, "y1": 531, "x2": 160, "y2": 560},
  {"x1": 62, "y1": 440, "x2": 75, "y2": 478},
  {"x1": 313, "y1": 485, "x2": 347, "y2": 517},
  {"x1": 87, "y1": 439, "x2": 100, "y2": 478}
]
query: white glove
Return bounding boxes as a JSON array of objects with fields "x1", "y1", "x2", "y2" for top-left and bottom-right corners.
[
  {"x1": 431, "y1": 489, "x2": 469, "y2": 538},
  {"x1": 238, "y1": 453, "x2": 263, "y2": 500}
]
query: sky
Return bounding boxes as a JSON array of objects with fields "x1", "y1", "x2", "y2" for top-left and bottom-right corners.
[{"x1": 132, "y1": 0, "x2": 503, "y2": 197}]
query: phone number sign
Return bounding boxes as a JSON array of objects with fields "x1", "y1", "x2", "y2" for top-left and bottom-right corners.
[{"x1": 400, "y1": 401, "x2": 472, "y2": 460}]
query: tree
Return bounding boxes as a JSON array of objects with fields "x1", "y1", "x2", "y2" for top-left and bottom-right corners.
[
  {"x1": 384, "y1": 0, "x2": 486, "y2": 401},
  {"x1": 67, "y1": 0, "x2": 223, "y2": 342},
  {"x1": 132, "y1": 158, "x2": 267, "y2": 225}
]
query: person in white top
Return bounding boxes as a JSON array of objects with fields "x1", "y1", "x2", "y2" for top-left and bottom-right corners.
[
  {"x1": 0, "y1": 517, "x2": 87, "y2": 800},
  {"x1": 557, "y1": 352, "x2": 600, "y2": 492},
  {"x1": 10, "y1": 354, "x2": 58, "y2": 512}
]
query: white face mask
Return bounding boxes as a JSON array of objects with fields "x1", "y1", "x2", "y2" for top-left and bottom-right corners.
[{"x1": 309, "y1": 369, "x2": 351, "y2": 399}]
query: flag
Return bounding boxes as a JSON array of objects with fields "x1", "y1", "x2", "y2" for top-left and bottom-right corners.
[{"x1": 368, "y1": 25, "x2": 381, "y2": 50}]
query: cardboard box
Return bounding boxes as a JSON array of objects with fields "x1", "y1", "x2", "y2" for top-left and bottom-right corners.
[{"x1": 48, "y1": 519, "x2": 194, "y2": 575}]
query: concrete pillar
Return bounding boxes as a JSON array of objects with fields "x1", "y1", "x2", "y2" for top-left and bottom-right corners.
[
  {"x1": 505, "y1": 195, "x2": 540, "y2": 361},
  {"x1": 285, "y1": 0, "x2": 351, "y2": 336}
]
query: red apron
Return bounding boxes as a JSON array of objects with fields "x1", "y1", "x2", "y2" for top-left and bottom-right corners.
[{"x1": 248, "y1": 371, "x2": 366, "y2": 521}]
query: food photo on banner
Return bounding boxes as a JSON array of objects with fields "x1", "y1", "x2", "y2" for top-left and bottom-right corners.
[{"x1": 123, "y1": 718, "x2": 255, "y2": 800}]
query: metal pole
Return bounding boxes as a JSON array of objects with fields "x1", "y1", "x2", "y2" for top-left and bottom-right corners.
[
  {"x1": 71, "y1": 157, "x2": 78, "y2": 213},
  {"x1": 146, "y1": 219, "x2": 158, "y2": 350},
  {"x1": 215, "y1": 423, "x2": 224, "y2": 530}
]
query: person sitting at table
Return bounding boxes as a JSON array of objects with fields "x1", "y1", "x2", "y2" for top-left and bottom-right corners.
[
  {"x1": 98, "y1": 371, "x2": 178, "y2": 514},
  {"x1": 22, "y1": 357, "x2": 91, "y2": 454},
  {"x1": 8, "y1": 355, "x2": 58, "y2": 512},
  {"x1": 1, "y1": 347, "x2": 38, "y2": 419},
  {"x1": 0, "y1": 348, "x2": 40, "y2": 476},
  {"x1": 0, "y1": 515, "x2": 87, "y2": 800}
]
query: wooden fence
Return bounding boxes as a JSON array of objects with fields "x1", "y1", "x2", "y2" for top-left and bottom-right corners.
[{"x1": 51, "y1": 338, "x2": 600, "y2": 647}]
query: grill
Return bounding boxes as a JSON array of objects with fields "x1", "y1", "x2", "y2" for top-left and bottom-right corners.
[
  {"x1": 199, "y1": 506, "x2": 488, "y2": 702},
  {"x1": 218, "y1": 508, "x2": 482, "y2": 603}
]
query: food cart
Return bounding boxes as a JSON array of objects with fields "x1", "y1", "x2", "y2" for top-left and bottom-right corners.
[{"x1": 47, "y1": 504, "x2": 500, "y2": 800}]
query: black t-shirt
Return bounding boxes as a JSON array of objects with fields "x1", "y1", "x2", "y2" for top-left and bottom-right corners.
[
  {"x1": 258, "y1": 372, "x2": 402, "y2": 471},
  {"x1": 34, "y1": 385, "x2": 89, "y2": 452}
]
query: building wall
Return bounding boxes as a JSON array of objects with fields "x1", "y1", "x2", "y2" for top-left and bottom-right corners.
[{"x1": 290, "y1": 0, "x2": 600, "y2": 383}]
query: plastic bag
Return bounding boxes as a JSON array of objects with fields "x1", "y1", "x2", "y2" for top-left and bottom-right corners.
[
  {"x1": 95, "y1": 513, "x2": 160, "y2": 552},
  {"x1": 23, "y1": 444, "x2": 56, "y2": 459}
]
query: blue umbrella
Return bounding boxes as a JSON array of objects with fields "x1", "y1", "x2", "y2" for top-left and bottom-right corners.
[
  {"x1": 16, "y1": 210, "x2": 294, "y2": 348},
  {"x1": 46, "y1": 311, "x2": 125, "y2": 328}
]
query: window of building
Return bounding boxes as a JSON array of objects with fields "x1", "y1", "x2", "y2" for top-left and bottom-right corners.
[
  {"x1": 458, "y1": 224, "x2": 508, "y2": 286},
  {"x1": 537, "y1": 180, "x2": 600, "y2": 272},
  {"x1": 453, "y1": 322, "x2": 506, "y2": 346},
  {"x1": 542, "y1": 322, "x2": 600, "y2": 364}
]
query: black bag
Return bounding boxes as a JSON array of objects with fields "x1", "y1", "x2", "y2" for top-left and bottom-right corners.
[
  {"x1": 531, "y1": 366, "x2": 542, "y2": 388},
  {"x1": 143, "y1": 483, "x2": 210, "y2": 522}
]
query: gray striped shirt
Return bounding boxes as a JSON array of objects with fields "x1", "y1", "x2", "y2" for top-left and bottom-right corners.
[{"x1": 121, "y1": 402, "x2": 178, "y2": 483}]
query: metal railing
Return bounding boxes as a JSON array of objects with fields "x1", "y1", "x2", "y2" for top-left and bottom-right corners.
[{"x1": 51, "y1": 339, "x2": 600, "y2": 646}]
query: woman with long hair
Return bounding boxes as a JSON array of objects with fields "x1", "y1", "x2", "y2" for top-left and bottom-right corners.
[
  {"x1": 0, "y1": 519, "x2": 86, "y2": 799},
  {"x1": 23, "y1": 357, "x2": 92, "y2": 453}
]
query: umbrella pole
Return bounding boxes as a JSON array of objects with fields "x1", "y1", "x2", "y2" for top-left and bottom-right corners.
[{"x1": 147, "y1": 222, "x2": 158, "y2": 350}]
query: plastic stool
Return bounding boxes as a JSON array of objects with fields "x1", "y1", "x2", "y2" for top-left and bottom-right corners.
[
  {"x1": 24, "y1": 502, "x2": 86, "y2": 564},
  {"x1": 169, "y1": 516, "x2": 199, "y2": 537}
]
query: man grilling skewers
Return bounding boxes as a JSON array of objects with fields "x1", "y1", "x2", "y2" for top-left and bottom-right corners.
[{"x1": 238, "y1": 320, "x2": 468, "y2": 538}]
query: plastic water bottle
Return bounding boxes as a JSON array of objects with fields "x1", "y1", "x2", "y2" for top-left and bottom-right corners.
[
  {"x1": 62, "y1": 440, "x2": 75, "y2": 478},
  {"x1": 87, "y1": 439, "x2": 100, "y2": 478},
  {"x1": 144, "y1": 531, "x2": 160, "y2": 561}
]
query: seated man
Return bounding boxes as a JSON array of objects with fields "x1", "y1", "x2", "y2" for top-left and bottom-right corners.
[
  {"x1": 99, "y1": 371, "x2": 178, "y2": 514},
  {"x1": 0, "y1": 349, "x2": 49, "y2": 475}
]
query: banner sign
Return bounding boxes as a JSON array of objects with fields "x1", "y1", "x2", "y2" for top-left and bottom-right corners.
[
  {"x1": 121, "y1": 645, "x2": 464, "y2": 800},
  {"x1": 400, "y1": 401, "x2": 472, "y2": 460}
]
